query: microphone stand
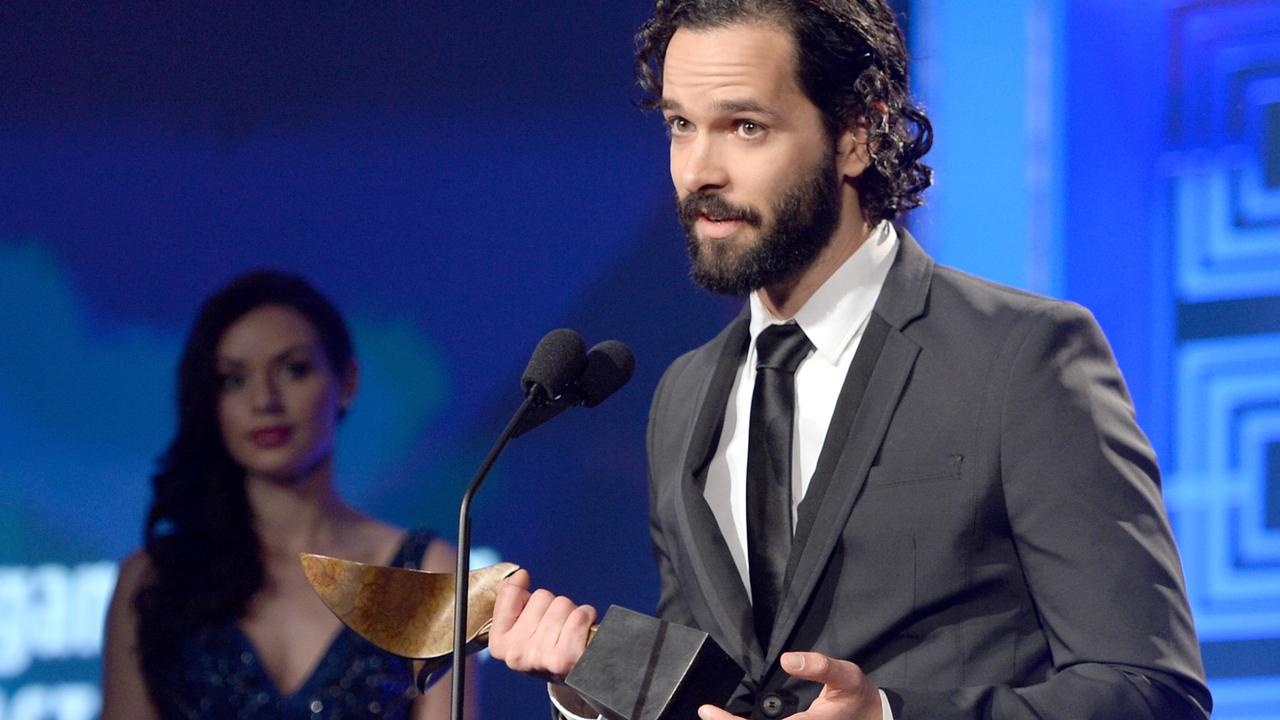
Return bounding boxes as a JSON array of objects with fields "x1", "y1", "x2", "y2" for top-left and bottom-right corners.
[{"x1": 451, "y1": 390, "x2": 542, "y2": 720}]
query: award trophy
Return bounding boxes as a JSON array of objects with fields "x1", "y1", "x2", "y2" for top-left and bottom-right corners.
[
  {"x1": 300, "y1": 330, "x2": 741, "y2": 718},
  {"x1": 300, "y1": 554, "x2": 743, "y2": 720},
  {"x1": 299, "y1": 552, "x2": 520, "y2": 685}
]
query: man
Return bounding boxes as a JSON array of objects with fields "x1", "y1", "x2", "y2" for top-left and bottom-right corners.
[{"x1": 490, "y1": 1, "x2": 1212, "y2": 718}]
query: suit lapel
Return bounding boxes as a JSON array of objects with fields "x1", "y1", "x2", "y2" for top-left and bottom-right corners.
[
  {"x1": 765, "y1": 230, "x2": 934, "y2": 662},
  {"x1": 670, "y1": 313, "x2": 765, "y2": 674}
]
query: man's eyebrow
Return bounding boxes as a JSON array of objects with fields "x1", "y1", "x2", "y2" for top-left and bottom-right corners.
[
  {"x1": 657, "y1": 97, "x2": 779, "y2": 119},
  {"x1": 713, "y1": 99, "x2": 778, "y2": 118}
]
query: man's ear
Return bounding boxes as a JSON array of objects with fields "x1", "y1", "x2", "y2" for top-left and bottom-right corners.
[{"x1": 836, "y1": 118, "x2": 872, "y2": 180}]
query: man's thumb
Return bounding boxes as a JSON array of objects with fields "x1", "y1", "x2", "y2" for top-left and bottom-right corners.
[{"x1": 781, "y1": 652, "x2": 862, "y2": 687}]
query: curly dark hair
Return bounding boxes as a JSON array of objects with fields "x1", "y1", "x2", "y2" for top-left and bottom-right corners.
[
  {"x1": 133, "y1": 269, "x2": 354, "y2": 711},
  {"x1": 635, "y1": 0, "x2": 933, "y2": 223}
]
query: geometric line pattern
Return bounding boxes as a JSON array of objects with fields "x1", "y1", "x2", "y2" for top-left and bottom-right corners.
[
  {"x1": 1168, "y1": 334, "x2": 1280, "y2": 638},
  {"x1": 1166, "y1": 12, "x2": 1280, "y2": 690},
  {"x1": 1172, "y1": 0, "x2": 1280, "y2": 302},
  {"x1": 1175, "y1": 161, "x2": 1280, "y2": 301}
]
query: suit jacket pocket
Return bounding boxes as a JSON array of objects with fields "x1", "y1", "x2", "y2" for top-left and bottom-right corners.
[{"x1": 866, "y1": 454, "x2": 963, "y2": 488}]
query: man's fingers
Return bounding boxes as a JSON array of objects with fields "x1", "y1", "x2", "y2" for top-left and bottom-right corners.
[
  {"x1": 485, "y1": 571, "x2": 594, "y2": 682},
  {"x1": 532, "y1": 595, "x2": 578, "y2": 651},
  {"x1": 528, "y1": 597, "x2": 592, "y2": 677},
  {"x1": 567, "y1": 604, "x2": 597, "y2": 634},
  {"x1": 696, "y1": 705, "x2": 741, "y2": 719},
  {"x1": 558, "y1": 604, "x2": 597, "y2": 660},
  {"x1": 780, "y1": 651, "x2": 865, "y2": 690},
  {"x1": 486, "y1": 568, "x2": 532, "y2": 653},
  {"x1": 490, "y1": 570, "x2": 533, "y2": 640},
  {"x1": 505, "y1": 569, "x2": 532, "y2": 591},
  {"x1": 512, "y1": 588, "x2": 556, "y2": 642}
]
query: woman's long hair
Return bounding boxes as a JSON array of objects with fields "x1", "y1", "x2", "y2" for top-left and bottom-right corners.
[{"x1": 134, "y1": 269, "x2": 353, "y2": 708}]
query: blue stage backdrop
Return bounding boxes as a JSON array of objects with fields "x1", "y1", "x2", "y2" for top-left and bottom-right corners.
[{"x1": 0, "y1": 2, "x2": 1277, "y2": 718}]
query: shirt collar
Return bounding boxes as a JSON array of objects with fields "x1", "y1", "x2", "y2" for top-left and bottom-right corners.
[{"x1": 749, "y1": 221, "x2": 898, "y2": 364}]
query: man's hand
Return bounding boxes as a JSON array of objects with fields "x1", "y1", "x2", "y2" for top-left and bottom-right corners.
[
  {"x1": 697, "y1": 652, "x2": 882, "y2": 720},
  {"x1": 487, "y1": 570, "x2": 597, "y2": 684}
]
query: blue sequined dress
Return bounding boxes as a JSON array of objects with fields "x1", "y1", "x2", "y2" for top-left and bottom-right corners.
[{"x1": 158, "y1": 530, "x2": 434, "y2": 719}]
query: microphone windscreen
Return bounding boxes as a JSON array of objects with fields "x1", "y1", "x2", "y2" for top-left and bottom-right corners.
[
  {"x1": 521, "y1": 328, "x2": 587, "y2": 399},
  {"x1": 579, "y1": 340, "x2": 635, "y2": 408}
]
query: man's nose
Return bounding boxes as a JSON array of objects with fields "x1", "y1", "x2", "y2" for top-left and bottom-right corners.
[{"x1": 676, "y1": 136, "x2": 729, "y2": 194}]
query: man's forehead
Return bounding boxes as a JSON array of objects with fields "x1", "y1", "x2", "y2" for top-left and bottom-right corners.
[{"x1": 660, "y1": 23, "x2": 802, "y2": 106}]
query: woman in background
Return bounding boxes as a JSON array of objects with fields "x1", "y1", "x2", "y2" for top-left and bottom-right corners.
[{"x1": 102, "y1": 270, "x2": 474, "y2": 719}]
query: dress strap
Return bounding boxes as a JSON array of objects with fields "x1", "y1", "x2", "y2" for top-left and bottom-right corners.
[{"x1": 392, "y1": 528, "x2": 435, "y2": 570}]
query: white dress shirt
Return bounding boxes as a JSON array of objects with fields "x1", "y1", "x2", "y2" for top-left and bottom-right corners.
[
  {"x1": 553, "y1": 221, "x2": 898, "y2": 720},
  {"x1": 702, "y1": 220, "x2": 897, "y2": 598}
]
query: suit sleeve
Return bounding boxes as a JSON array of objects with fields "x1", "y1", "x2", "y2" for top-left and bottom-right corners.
[{"x1": 884, "y1": 303, "x2": 1211, "y2": 720}]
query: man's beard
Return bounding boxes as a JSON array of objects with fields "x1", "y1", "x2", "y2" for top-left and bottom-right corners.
[{"x1": 678, "y1": 152, "x2": 841, "y2": 296}]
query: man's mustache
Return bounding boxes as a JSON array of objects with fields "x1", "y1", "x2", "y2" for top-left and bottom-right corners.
[{"x1": 677, "y1": 192, "x2": 763, "y2": 228}]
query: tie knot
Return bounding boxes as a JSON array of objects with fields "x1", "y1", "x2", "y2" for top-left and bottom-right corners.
[{"x1": 755, "y1": 323, "x2": 812, "y2": 373}]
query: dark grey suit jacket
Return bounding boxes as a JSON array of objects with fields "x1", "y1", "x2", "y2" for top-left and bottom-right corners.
[{"x1": 645, "y1": 232, "x2": 1211, "y2": 719}]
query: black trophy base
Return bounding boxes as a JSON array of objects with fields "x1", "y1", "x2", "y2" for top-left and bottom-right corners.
[{"x1": 564, "y1": 605, "x2": 743, "y2": 720}]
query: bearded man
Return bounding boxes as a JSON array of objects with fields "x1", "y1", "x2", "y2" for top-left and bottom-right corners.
[{"x1": 490, "y1": 2, "x2": 1211, "y2": 718}]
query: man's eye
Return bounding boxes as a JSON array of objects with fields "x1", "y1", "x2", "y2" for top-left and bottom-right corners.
[
  {"x1": 735, "y1": 120, "x2": 765, "y2": 139},
  {"x1": 665, "y1": 117, "x2": 693, "y2": 135},
  {"x1": 219, "y1": 373, "x2": 245, "y2": 391}
]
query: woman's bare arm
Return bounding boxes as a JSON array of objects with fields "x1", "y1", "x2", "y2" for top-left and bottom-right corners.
[{"x1": 101, "y1": 551, "x2": 160, "y2": 720}]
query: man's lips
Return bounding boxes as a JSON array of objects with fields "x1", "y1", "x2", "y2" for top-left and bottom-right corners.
[
  {"x1": 696, "y1": 212, "x2": 748, "y2": 240},
  {"x1": 250, "y1": 426, "x2": 293, "y2": 448}
]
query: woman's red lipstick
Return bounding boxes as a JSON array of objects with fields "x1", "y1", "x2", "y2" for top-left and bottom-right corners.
[{"x1": 250, "y1": 426, "x2": 292, "y2": 448}]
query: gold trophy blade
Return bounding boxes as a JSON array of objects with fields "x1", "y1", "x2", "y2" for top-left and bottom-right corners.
[{"x1": 300, "y1": 552, "x2": 520, "y2": 660}]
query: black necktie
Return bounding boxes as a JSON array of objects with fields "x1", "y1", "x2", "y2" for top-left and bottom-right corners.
[{"x1": 747, "y1": 323, "x2": 812, "y2": 649}]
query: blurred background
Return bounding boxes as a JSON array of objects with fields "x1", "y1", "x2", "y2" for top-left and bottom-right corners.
[{"x1": 1, "y1": 1, "x2": 1277, "y2": 717}]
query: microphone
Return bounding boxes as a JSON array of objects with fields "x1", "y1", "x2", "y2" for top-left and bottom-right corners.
[
  {"x1": 510, "y1": 339, "x2": 635, "y2": 437},
  {"x1": 578, "y1": 340, "x2": 636, "y2": 407},
  {"x1": 448, "y1": 328, "x2": 605, "y2": 720},
  {"x1": 521, "y1": 328, "x2": 587, "y2": 401}
]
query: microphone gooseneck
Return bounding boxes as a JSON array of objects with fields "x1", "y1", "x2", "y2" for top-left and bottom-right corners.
[
  {"x1": 449, "y1": 328, "x2": 586, "y2": 720},
  {"x1": 447, "y1": 331, "x2": 634, "y2": 720}
]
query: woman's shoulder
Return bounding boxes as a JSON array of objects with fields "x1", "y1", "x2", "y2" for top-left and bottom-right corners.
[
  {"x1": 116, "y1": 549, "x2": 156, "y2": 595},
  {"x1": 345, "y1": 516, "x2": 452, "y2": 571},
  {"x1": 386, "y1": 522, "x2": 454, "y2": 573},
  {"x1": 105, "y1": 550, "x2": 155, "y2": 638}
]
